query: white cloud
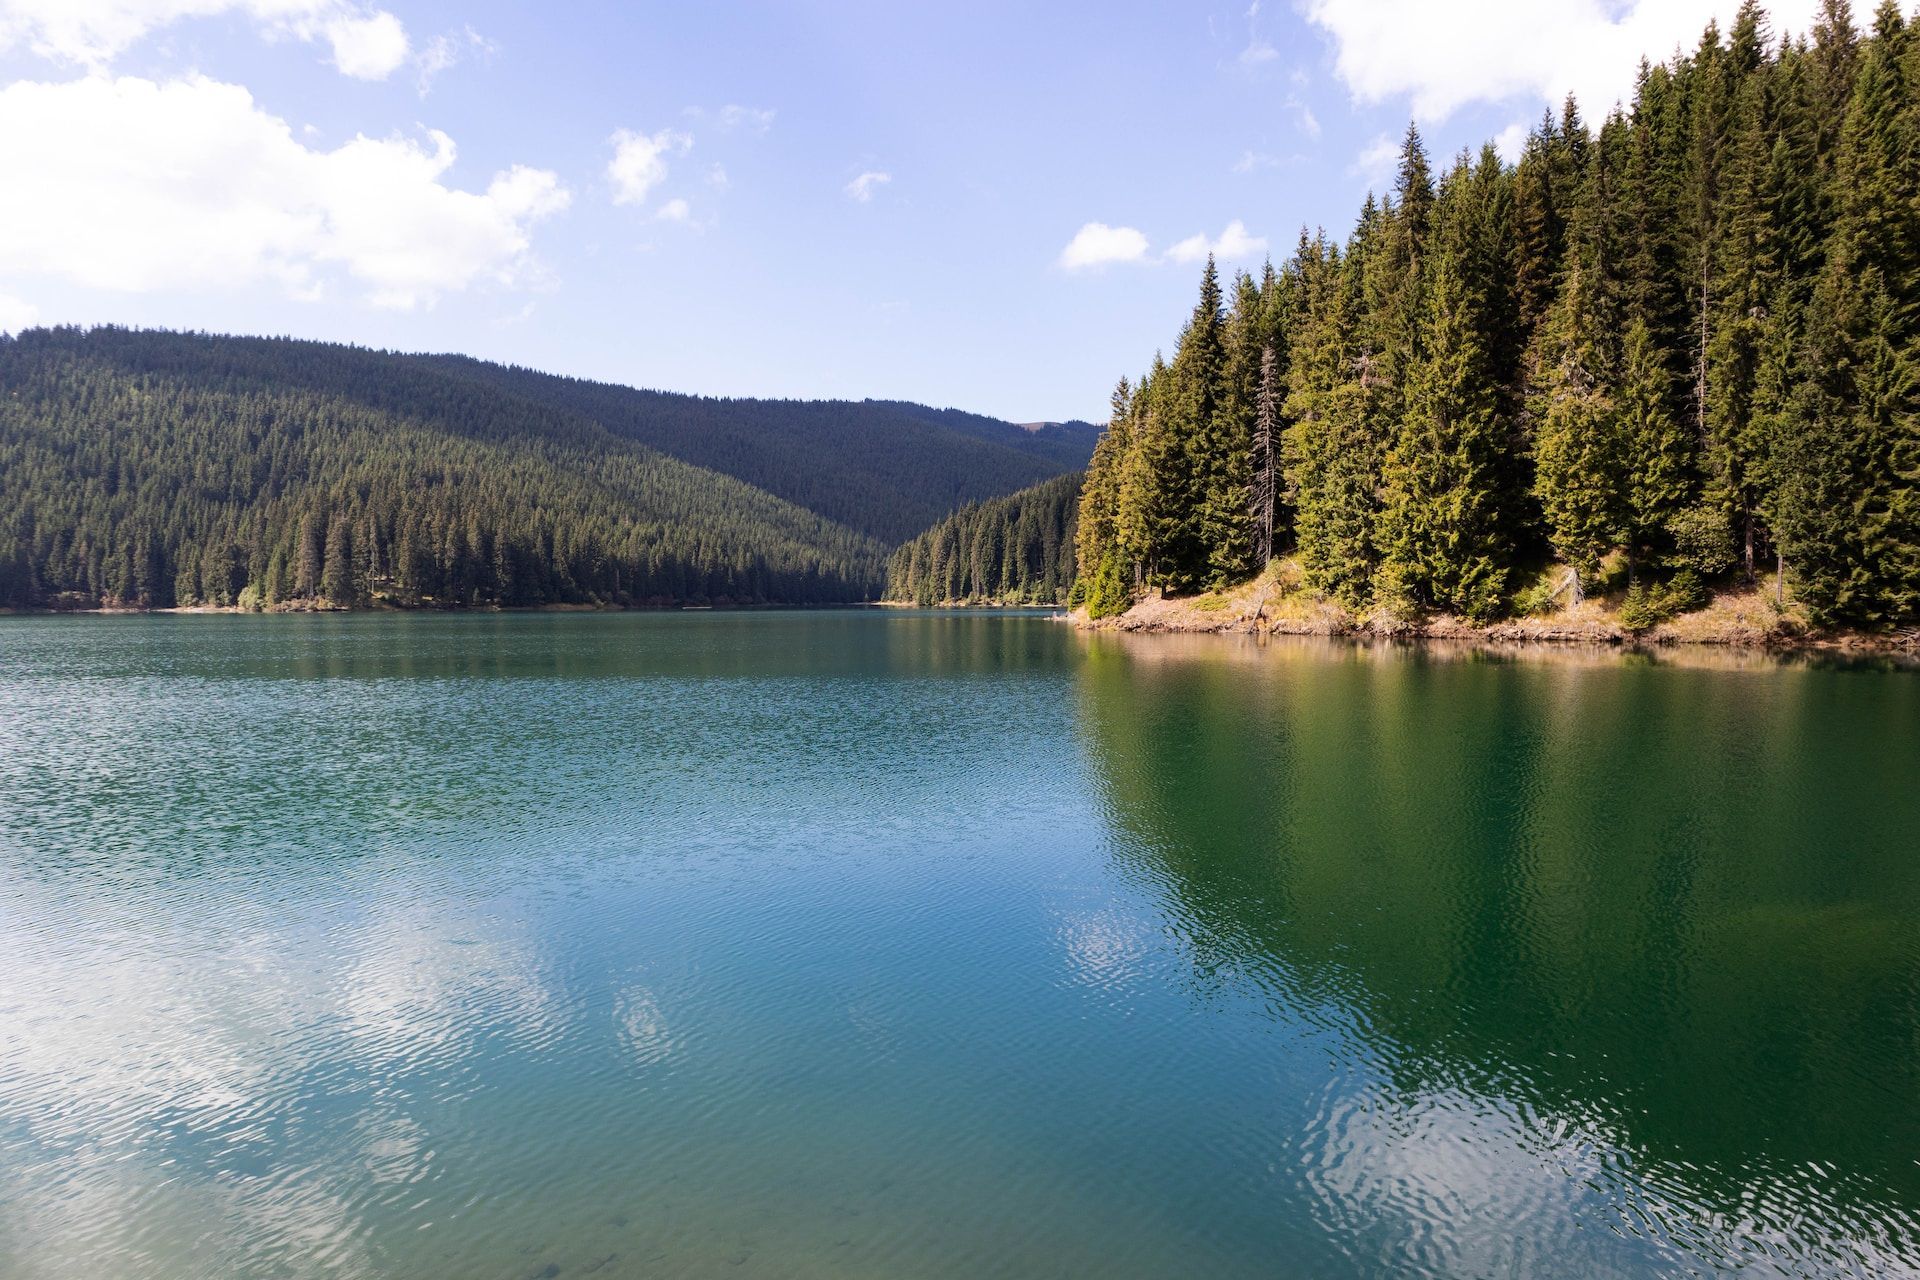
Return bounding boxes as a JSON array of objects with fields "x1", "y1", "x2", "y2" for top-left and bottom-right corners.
[
  {"x1": 1352, "y1": 131, "x2": 1400, "y2": 189},
  {"x1": 655, "y1": 197, "x2": 691, "y2": 223},
  {"x1": 1166, "y1": 219, "x2": 1267, "y2": 264},
  {"x1": 0, "y1": 292, "x2": 38, "y2": 332},
  {"x1": 1302, "y1": 0, "x2": 1827, "y2": 121},
  {"x1": 317, "y1": 8, "x2": 406, "y2": 79},
  {"x1": 0, "y1": 0, "x2": 412, "y2": 80},
  {"x1": 0, "y1": 75, "x2": 569, "y2": 309},
  {"x1": 844, "y1": 170, "x2": 891, "y2": 203},
  {"x1": 1493, "y1": 120, "x2": 1529, "y2": 164},
  {"x1": 1058, "y1": 222, "x2": 1151, "y2": 270},
  {"x1": 415, "y1": 24, "x2": 494, "y2": 98},
  {"x1": 607, "y1": 127, "x2": 690, "y2": 207},
  {"x1": 705, "y1": 163, "x2": 729, "y2": 189}
]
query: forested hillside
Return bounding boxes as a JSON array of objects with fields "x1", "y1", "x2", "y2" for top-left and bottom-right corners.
[
  {"x1": 0, "y1": 328, "x2": 1096, "y2": 611},
  {"x1": 420, "y1": 358, "x2": 1095, "y2": 544},
  {"x1": 0, "y1": 329, "x2": 882, "y2": 609},
  {"x1": 1075, "y1": 0, "x2": 1919, "y2": 632},
  {"x1": 883, "y1": 472, "x2": 1082, "y2": 605}
]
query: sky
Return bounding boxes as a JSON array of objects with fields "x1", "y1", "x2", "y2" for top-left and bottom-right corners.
[{"x1": 0, "y1": 0, "x2": 1833, "y2": 422}]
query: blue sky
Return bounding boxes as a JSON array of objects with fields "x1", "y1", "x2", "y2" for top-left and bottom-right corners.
[{"x1": 0, "y1": 0, "x2": 1829, "y2": 421}]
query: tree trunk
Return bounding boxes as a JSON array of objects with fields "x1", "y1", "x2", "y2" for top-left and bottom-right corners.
[{"x1": 1743, "y1": 506, "x2": 1756, "y2": 585}]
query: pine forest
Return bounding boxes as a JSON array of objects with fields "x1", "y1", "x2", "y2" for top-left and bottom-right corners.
[{"x1": 1073, "y1": 0, "x2": 1920, "y2": 633}]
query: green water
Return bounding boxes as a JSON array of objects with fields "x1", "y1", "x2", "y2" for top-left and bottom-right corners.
[{"x1": 1, "y1": 612, "x2": 1916, "y2": 1279}]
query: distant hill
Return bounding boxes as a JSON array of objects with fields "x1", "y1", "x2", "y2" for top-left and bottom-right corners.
[
  {"x1": 0, "y1": 328, "x2": 1089, "y2": 610},
  {"x1": 858, "y1": 400, "x2": 1101, "y2": 477},
  {"x1": 419, "y1": 360, "x2": 1098, "y2": 544},
  {"x1": 885, "y1": 472, "x2": 1083, "y2": 606}
]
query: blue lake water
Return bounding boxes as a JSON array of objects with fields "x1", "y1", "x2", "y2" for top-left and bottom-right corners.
[{"x1": 1, "y1": 611, "x2": 1916, "y2": 1278}]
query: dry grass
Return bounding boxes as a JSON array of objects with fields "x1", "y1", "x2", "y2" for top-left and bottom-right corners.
[
  {"x1": 1650, "y1": 588, "x2": 1803, "y2": 646},
  {"x1": 1077, "y1": 560, "x2": 1906, "y2": 653}
]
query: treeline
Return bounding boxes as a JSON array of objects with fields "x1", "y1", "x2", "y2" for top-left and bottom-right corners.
[
  {"x1": 0, "y1": 328, "x2": 887, "y2": 609},
  {"x1": 1076, "y1": 0, "x2": 1918, "y2": 630},
  {"x1": 883, "y1": 472, "x2": 1082, "y2": 604}
]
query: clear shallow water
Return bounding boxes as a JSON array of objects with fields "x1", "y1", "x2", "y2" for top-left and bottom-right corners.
[{"x1": 1, "y1": 612, "x2": 1916, "y2": 1280}]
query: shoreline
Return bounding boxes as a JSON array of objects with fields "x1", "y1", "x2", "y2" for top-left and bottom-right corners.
[
  {"x1": 0, "y1": 601, "x2": 893, "y2": 617},
  {"x1": 1069, "y1": 582, "x2": 1919, "y2": 658}
]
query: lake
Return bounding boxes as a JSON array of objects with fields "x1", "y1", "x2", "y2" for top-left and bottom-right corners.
[{"x1": 1, "y1": 611, "x2": 1916, "y2": 1279}]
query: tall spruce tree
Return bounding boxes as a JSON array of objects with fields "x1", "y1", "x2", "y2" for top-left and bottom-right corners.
[{"x1": 1377, "y1": 152, "x2": 1515, "y2": 619}]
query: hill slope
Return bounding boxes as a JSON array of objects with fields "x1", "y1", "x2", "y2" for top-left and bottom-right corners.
[
  {"x1": 420, "y1": 357, "x2": 1096, "y2": 544},
  {"x1": 0, "y1": 328, "x2": 917, "y2": 609},
  {"x1": 884, "y1": 472, "x2": 1082, "y2": 605}
]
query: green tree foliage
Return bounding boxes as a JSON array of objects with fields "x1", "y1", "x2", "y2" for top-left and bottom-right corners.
[
  {"x1": 1070, "y1": 2, "x2": 1920, "y2": 631},
  {"x1": 0, "y1": 328, "x2": 907, "y2": 609},
  {"x1": 1378, "y1": 149, "x2": 1519, "y2": 620},
  {"x1": 882, "y1": 472, "x2": 1082, "y2": 605},
  {"x1": 423, "y1": 359, "x2": 1097, "y2": 545},
  {"x1": 1286, "y1": 224, "x2": 1386, "y2": 608}
]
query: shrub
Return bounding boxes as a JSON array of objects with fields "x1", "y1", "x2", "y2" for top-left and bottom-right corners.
[
  {"x1": 1619, "y1": 570, "x2": 1709, "y2": 632},
  {"x1": 1085, "y1": 553, "x2": 1132, "y2": 620},
  {"x1": 1669, "y1": 504, "x2": 1738, "y2": 579}
]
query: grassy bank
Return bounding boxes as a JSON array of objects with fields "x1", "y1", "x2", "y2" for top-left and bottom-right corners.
[{"x1": 1072, "y1": 562, "x2": 1919, "y2": 655}]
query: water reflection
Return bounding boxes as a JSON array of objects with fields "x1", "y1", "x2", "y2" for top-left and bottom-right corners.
[
  {"x1": 1074, "y1": 630, "x2": 1920, "y2": 1275},
  {"x1": 3, "y1": 613, "x2": 1916, "y2": 1278}
]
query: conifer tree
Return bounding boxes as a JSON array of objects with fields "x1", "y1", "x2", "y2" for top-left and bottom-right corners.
[
  {"x1": 1250, "y1": 344, "x2": 1281, "y2": 567},
  {"x1": 1532, "y1": 269, "x2": 1625, "y2": 600},
  {"x1": 1619, "y1": 318, "x2": 1698, "y2": 575},
  {"x1": 1286, "y1": 225, "x2": 1385, "y2": 606},
  {"x1": 1378, "y1": 153, "x2": 1515, "y2": 619},
  {"x1": 322, "y1": 514, "x2": 354, "y2": 606},
  {"x1": 1196, "y1": 265, "x2": 1257, "y2": 586}
]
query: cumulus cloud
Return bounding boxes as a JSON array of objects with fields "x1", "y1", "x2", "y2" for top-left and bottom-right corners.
[
  {"x1": 1166, "y1": 220, "x2": 1267, "y2": 264},
  {"x1": 0, "y1": 0, "x2": 413, "y2": 80},
  {"x1": 318, "y1": 8, "x2": 406, "y2": 79},
  {"x1": 607, "y1": 127, "x2": 691, "y2": 207},
  {"x1": 844, "y1": 170, "x2": 891, "y2": 203},
  {"x1": 654, "y1": 197, "x2": 691, "y2": 223},
  {"x1": 1302, "y1": 0, "x2": 1827, "y2": 120},
  {"x1": 1057, "y1": 222, "x2": 1151, "y2": 270},
  {"x1": 0, "y1": 75, "x2": 570, "y2": 309}
]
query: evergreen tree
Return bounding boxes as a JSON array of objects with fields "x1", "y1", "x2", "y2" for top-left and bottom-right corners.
[
  {"x1": 1619, "y1": 318, "x2": 1699, "y2": 575},
  {"x1": 322, "y1": 514, "x2": 354, "y2": 606},
  {"x1": 1250, "y1": 343, "x2": 1282, "y2": 567},
  {"x1": 1286, "y1": 225, "x2": 1386, "y2": 606},
  {"x1": 1532, "y1": 269, "x2": 1625, "y2": 599},
  {"x1": 1377, "y1": 153, "x2": 1516, "y2": 619}
]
